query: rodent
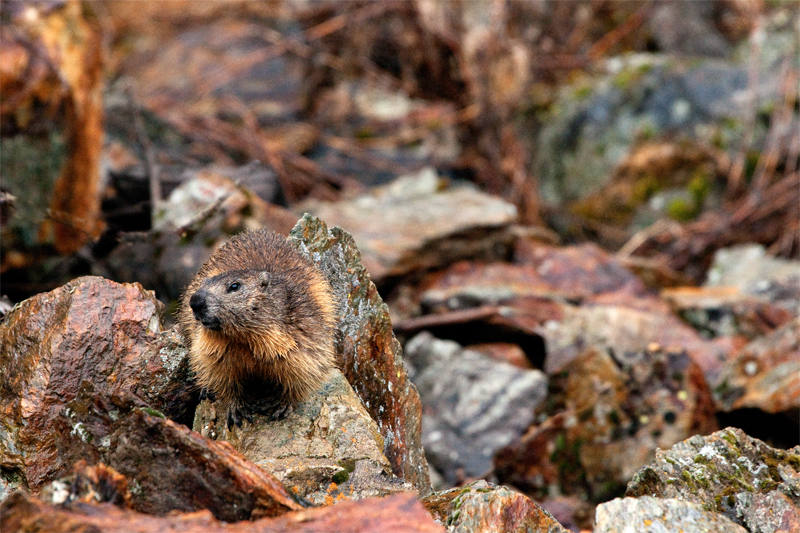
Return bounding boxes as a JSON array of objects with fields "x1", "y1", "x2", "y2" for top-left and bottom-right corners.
[{"x1": 176, "y1": 229, "x2": 337, "y2": 429}]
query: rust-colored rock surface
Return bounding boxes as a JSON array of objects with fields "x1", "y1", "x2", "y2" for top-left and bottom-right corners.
[
  {"x1": 0, "y1": 276, "x2": 191, "y2": 494},
  {"x1": 495, "y1": 345, "x2": 717, "y2": 502},
  {"x1": 1, "y1": 490, "x2": 443, "y2": 533},
  {"x1": 53, "y1": 384, "x2": 302, "y2": 521},
  {"x1": 422, "y1": 480, "x2": 569, "y2": 533},
  {"x1": 715, "y1": 317, "x2": 800, "y2": 414},
  {"x1": 289, "y1": 214, "x2": 431, "y2": 495}
]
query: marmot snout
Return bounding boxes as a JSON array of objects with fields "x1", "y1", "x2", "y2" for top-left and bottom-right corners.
[{"x1": 177, "y1": 230, "x2": 337, "y2": 429}]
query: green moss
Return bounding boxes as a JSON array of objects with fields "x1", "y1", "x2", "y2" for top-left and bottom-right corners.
[
  {"x1": 332, "y1": 469, "x2": 349, "y2": 484},
  {"x1": 139, "y1": 407, "x2": 166, "y2": 419},
  {"x1": 632, "y1": 175, "x2": 660, "y2": 203},
  {"x1": 337, "y1": 458, "x2": 357, "y2": 473},
  {"x1": 722, "y1": 432, "x2": 738, "y2": 445},
  {"x1": 688, "y1": 172, "x2": 711, "y2": 205},
  {"x1": 666, "y1": 197, "x2": 698, "y2": 221}
]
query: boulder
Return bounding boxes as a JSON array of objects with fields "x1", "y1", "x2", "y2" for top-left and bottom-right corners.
[
  {"x1": 626, "y1": 427, "x2": 800, "y2": 530},
  {"x1": 290, "y1": 214, "x2": 431, "y2": 495},
  {"x1": 194, "y1": 371, "x2": 411, "y2": 505},
  {"x1": 0, "y1": 276, "x2": 190, "y2": 497}
]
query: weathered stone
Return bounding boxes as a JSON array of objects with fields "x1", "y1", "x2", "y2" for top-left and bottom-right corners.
[
  {"x1": 39, "y1": 461, "x2": 131, "y2": 508},
  {"x1": 0, "y1": 276, "x2": 190, "y2": 496},
  {"x1": 626, "y1": 427, "x2": 800, "y2": 528},
  {"x1": 405, "y1": 333, "x2": 547, "y2": 486},
  {"x1": 289, "y1": 214, "x2": 431, "y2": 495},
  {"x1": 496, "y1": 345, "x2": 717, "y2": 502},
  {"x1": 415, "y1": 243, "x2": 657, "y2": 313},
  {"x1": 53, "y1": 384, "x2": 302, "y2": 521},
  {"x1": 153, "y1": 170, "x2": 294, "y2": 234},
  {"x1": 540, "y1": 303, "x2": 729, "y2": 384},
  {"x1": 299, "y1": 169, "x2": 518, "y2": 282},
  {"x1": 194, "y1": 370, "x2": 411, "y2": 505},
  {"x1": 0, "y1": 490, "x2": 444, "y2": 533},
  {"x1": 738, "y1": 490, "x2": 800, "y2": 533},
  {"x1": 706, "y1": 244, "x2": 800, "y2": 312},
  {"x1": 715, "y1": 317, "x2": 800, "y2": 414},
  {"x1": 423, "y1": 480, "x2": 569, "y2": 533},
  {"x1": 661, "y1": 286, "x2": 794, "y2": 340},
  {"x1": 594, "y1": 496, "x2": 747, "y2": 533}
]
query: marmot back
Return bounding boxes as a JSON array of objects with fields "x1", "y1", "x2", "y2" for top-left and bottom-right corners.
[{"x1": 177, "y1": 230, "x2": 337, "y2": 428}]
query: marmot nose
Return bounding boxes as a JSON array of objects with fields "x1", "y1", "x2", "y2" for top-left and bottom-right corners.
[{"x1": 189, "y1": 291, "x2": 208, "y2": 320}]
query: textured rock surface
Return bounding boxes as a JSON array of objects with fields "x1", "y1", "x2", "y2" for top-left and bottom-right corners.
[
  {"x1": 423, "y1": 480, "x2": 568, "y2": 533},
  {"x1": 705, "y1": 245, "x2": 800, "y2": 312},
  {"x1": 715, "y1": 317, "x2": 800, "y2": 414},
  {"x1": 496, "y1": 345, "x2": 717, "y2": 502},
  {"x1": 194, "y1": 371, "x2": 411, "y2": 505},
  {"x1": 0, "y1": 276, "x2": 191, "y2": 496},
  {"x1": 1, "y1": 490, "x2": 444, "y2": 533},
  {"x1": 299, "y1": 169, "x2": 518, "y2": 282},
  {"x1": 52, "y1": 384, "x2": 302, "y2": 521},
  {"x1": 594, "y1": 496, "x2": 747, "y2": 533},
  {"x1": 289, "y1": 214, "x2": 431, "y2": 495},
  {"x1": 661, "y1": 286, "x2": 794, "y2": 340},
  {"x1": 541, "y1": 303, "x2": 729, "y2": 384},
  {"x1": 626, "y1": 427, "x2": 800, "y2": 529},
  {"x1": 405, "y1": 333, "x2": 547, "y2": 486}
]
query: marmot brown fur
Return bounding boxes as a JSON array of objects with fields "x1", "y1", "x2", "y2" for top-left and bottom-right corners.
[{"x1": 177, "y1": 229, "x2": 336, "y2": 428}]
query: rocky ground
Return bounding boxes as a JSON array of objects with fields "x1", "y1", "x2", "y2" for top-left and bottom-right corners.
[{"x1": 1, "y1": 1, "x2": 799, "y2": 532}]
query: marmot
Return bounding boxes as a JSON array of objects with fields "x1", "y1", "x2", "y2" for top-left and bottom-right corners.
[{"x1": 177, "y1": 229, "x2": 337, "y2": 429}]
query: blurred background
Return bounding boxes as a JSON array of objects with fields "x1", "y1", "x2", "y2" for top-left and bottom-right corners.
[{"x1": 1, "y1": 0, "x2": 798, "y2": 529}]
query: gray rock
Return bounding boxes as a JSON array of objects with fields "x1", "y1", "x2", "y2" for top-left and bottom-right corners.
[
  {"x1": 626, "y1": 427, "x2": 800, "y2": 529},
  {"x1": 193, "y1": 370, "x2": 411, "y2": 505},
  {"x1": 594, "y1": 496, "x2": 747, "y2": 533},
  {"x1": 705, "y1": 244, "x2": 800, "y2": 313},
  {"x1": 298, "y1": 168, "x2": 518, "y2": 282},
  {"x1": 404, "y1": 332, "x2": 547, "y2": 485},
  {"x1": 289, "y1": 214, "x2": 431, "y2": 495},
  {"x1": 536, "y1": 50, "x2": 786, "y2": 209}
]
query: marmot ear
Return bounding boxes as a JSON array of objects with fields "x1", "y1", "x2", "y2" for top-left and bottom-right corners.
[{"x1": 258, "y1": 271, "x2": 271, "y2": 289}]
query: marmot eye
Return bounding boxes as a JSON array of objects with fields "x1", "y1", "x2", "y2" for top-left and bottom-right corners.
[{"x1": 227, "y1": 282, "x2": 240, "y2": 293}]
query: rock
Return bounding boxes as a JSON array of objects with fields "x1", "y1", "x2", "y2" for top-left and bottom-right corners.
[
  {"x1": 661, "y1": 286, "x2": 794, "y2": 340},
  {"x1": 738, "y1": 490, "x2": 800, "y2": 533},
  {"x1": 39, "y1": 461, "x2": 132, "y2": 508},
  {"x1": 594, "y1": 496, "x2": 747, "y2": 533},
  {"x1": 194, "y1": 370, "x2": 411, "y2": 505},
  {"x1": 0, "y1": 490, "x2": 443, "y2": 533},
  {"x1": 541, "y1": 303, "x2": 729, "y2": 385},
  {"x1": 152, "y1": 169, "x2": 293, "y2": 234},
  {"x1": 496, "y1": 345, "x2": 717, "y2": 503},
  {"x1": 404, "y1": 332, "x2": 547, "y2": 486},
  {"x1": 290, "y1": 214, "x2": 431, "y2": 495},
  {"x1": 0, "y1": 276, "x2": 191, "y2": 496},
  {"x1": 52, "y1": 384, "x2": 302, "y2": 521},
  {"x1": 535, "y1": 42, "x2": 792, "y2": 236},
  {"x1": 705, "y1": 244, "x2": 800, "y2": 313},
  {"x1": 423, "y1": 480, "x2": 569, "y2": 533},
  {"x1": 648, "y1": 0, "x2": 733, "y2": 58},
  {"x1": 299, "y1": 168, "x2": 518, "y2": 283},
  {"x1": 626, "y1": 427, "x2": 800, "y2": 529},
  {"x1": 715, "y1": 317, "x2": 800, "y2": 415}
]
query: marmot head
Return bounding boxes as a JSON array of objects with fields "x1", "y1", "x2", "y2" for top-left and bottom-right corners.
[{"x1": 189, "y1": 269, "x2": 289, "y2": 337}]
